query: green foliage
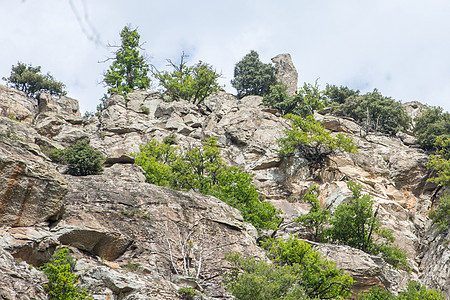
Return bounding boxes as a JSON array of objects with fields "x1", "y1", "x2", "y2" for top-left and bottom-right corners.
[
  {"x1": 134, "y1": 138, "x2": 281, "y2": 231},
  {"x1": 156, "y1": 53, "x2": 221, "y2": 105},
  {"x1": 295, "y1": 185, "x2": 330, "y2": 242},
  {"x1": 162, "y1": 133, "x2": 177, "y2": 145},
  {"x1": 357, "y1": 286, "x2": 394, "y2": 300},
  {"x1": 2, "y1": 62, "x2": 67, "y2": 97},
  {"x1": 324, "y1": 84, "x2": 360, "y2": 105},
  {"x1": 397, "y1": 281, "x2": 445, "y2": 300},
  {"x1": 178, "y1": 287, "x2": 201, "y2": 300},
  {"x1": 427, "y1": 137, "x2": 450, "y2": 230},
  {"x1": 50, "y1": 141, "x2": 104, "y2": 176},
  {"x1": 103, "y1": 26, "x2": 150, "y2": 101},
  {"x1": 225, "y1": 237, "x2": 353, "y2": 300},
  {"x1": 330, "y1": 89, "x2": 410, "y2": 134},
  {"x1": 328, "y1": 181, "x2": 409, "y2": 271},
  {"x1": 39, "y1": 248, "x2": 91, "y2": 300},
  {"x1": 278, "y1": 114, "x2": 357, "y2": 162},
  {"x1": 263, "y1": 81, "x2": 326, "y2": 117},
  {"x1": 231, "y1": 50, "x2": 277, "y2": 99},
  {"x1": 414, "y1": 106, "x2": 450, "y2": 151}
]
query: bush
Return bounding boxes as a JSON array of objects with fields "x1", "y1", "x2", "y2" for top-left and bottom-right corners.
[
  {"x1": 324, "y1": 84, "x2": 360, "y2": 105},
  {"x1": 278, "y1": 114, "x2": 357, "y2": 162},
  {"x1": 178, "y1": 287, "x2": 201, "y2": 300},
  {"x1": 2, "y1": 62, "x2": 67, "y2": 97},
  {"x1": 50, "y1": 141, "x2": 104, "y2": 176},
  {"x1": 39, "y1": 248, "x2": 91, "y2": 300},
  {"x1": 263, "y1": 81, "x2": 326, "y2": 117},
  {"x1": 156, "y1": 54, "x2": 221, "y2": 105},
  {"x1": 328, "y1": 181, "x2": 409, "y2": 271},
  {"x1": 225, "y1": 237, "x2": 354, "y2": 300},
  {"x1": 231, "y1": 50, "x2": 277, "y2": 99},
  {"x1": 134, "y1": 138, "x2": 281, "y2": 231},
  {"x1": 414, "y1": 106, "x2": 450, "y2": 151},
  {"x1": 357, "y1": 282, "x2": 445, "y2": 300},
  {"x1": 103, "y1": 26, "x2": 150, "y2": 101},
  {"x1": 330, "y1": 89, "x2": 410, "y2": 135}
]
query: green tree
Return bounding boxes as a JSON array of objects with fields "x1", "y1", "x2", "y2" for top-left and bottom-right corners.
[
  {"x1": 330, "y1": 89, "x2": 410, "y2": 135},
  {"x1": 2, "y1": 62, "x2": 67, "y2": 97},
  {"x1": 397, "y1": 281, "x2": 445, "y2": 300},
  {"x1": 278, "y1": 114, "x2": 357, "y2": 162},
  {"x1": 40, "y1": 248, "x2": 91, "y2": 300},
  {"x1": 263, "y1": 81, "x2": 326, "y2": 117},
  {"x1": 413, "y1": 106, "x2": 450, "y2": 151},
  {"x1": 156, "y1": 53, "x2": 221, "y2": 105},
  {"x1": 103, "y1": 26, "x2": 150, "y2": 102},
  {"x1": 231, "y1": 50, "x2": 277, "y2": 99},
  {"x1": 225, "y1": 237, "x2": 354, "y2": 300},
  {"x1": 133, "y1": 137, "x2": 281, "y2": 231},
  {"x1": 295, "y1": 185, "x2": 330, "y2": 242},
  {"x1": 329, "y1": 181, "x2": 409, "y2": 271},
  {"x1": 324, "y1": 84, "x2": 360, "y2": 105},
  {"x1": 50, "y1": 141, "x2": 104, "y2": 176}
]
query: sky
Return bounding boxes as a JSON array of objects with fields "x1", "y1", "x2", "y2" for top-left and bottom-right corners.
[{"x1": 1, "y1": 0, "x2": 450, "y2": 114}]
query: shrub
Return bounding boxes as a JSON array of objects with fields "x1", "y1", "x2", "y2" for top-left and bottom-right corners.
[
  {"x1": 328, "y1": 181, "x2": 409, "y2": 271},
  {"x1": 50, "y1": 141, "x2": 104, "y2": 176},
  {"x1": 278, "y1": 114, "x2": 357, "y2": 162},
  {"x1": 2, "y1": 62, "x2": 67, "y2": 97},
  {"x1": 156, "y1": 54, "x2": 221, "y2": 105},
  {"x1": 295, "y1": 185, "x2": 330, "y2": 242},
  {"x1": 263, "y1": 81, "x2": 326, "y2": 117},
  {"x1": 225, "y1": 237, "x2": 354, "y2": 300},
  {"x1": 231, "y1": 50, "x2": 277, "y2": 99},
  {"x1": 330, "y1": 89, "x2": 410, "y2": 135},
  {"x1": 414, "y1": 106, "x2": 450, "y2": 151},
  {"x1": 324, "y1": 84, "x2": 360, "y2": 105},
  {"x1": 39, "y1": 248, "x2": 91, "y2": 300},
  {"x1": 357, "y1": 282, "x2": 445, "y2": 300},
  {"x1": 134, "y1": 138, "x2": 281, "y2": 231},
  {"x1": 178, "y1": 287, "x2": 201, "y2": 300},
  {"x1": 103, "y1": 26, "x2": 150, "y2": 102}
]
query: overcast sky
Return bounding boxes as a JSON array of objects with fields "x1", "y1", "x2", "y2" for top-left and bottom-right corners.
[{"x1": 2, "y1": 0, "x2": 450, "y2": 114}]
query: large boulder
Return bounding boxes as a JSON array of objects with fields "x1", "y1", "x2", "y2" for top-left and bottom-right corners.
[
  {"x1": 271, "y1": 53, "x2": 298, "y2": 97},
  {"x1": 0, "y1": 85, "x2": 38, "y2": 122}
]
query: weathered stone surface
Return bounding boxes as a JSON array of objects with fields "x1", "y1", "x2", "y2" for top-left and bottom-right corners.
[
  {"x1": 271, "y1": 53, "x2": 298, "y2": 97},
  {"x1": 0, "y1": 85, "x2": 37, "y2": 122},
  {"x1": 38, "y1": 93, "x2": 81, "y2": 120},
  {"x1": 0, "y1": 247, "x2": 47, "y2": 299},
  {"x1": 0, "y1": 139, "x2": 67, "y2": 227}
]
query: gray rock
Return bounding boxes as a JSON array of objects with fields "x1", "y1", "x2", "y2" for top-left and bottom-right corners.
[
  {"x1": 271, "y1": 53, "x2": 298, "y2": 97},
  {"x1": 0, "y1": 85, "x2": 38, "y2": 123}
]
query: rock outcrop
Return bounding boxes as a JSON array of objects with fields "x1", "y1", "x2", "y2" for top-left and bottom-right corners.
[
  {"x1": 0, "y1": 85, "x2": 448, "y2": 299},
  {"x1": 272, "y1": 53, "x2": 298, "y2": 96}
]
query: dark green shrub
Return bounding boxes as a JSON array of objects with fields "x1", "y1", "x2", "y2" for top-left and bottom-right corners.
[
  {"x1": 263, "y1": 82, "x2": 326, "y2": 117},
  {"x1": 330, "y1": 89, "x2": 410, "y2": 135},
  {"x1": 134, "y1": 138, "x2": 281, "y2": 231},
  {"x1": 231, "y1": 50, "x2": 277, "y2": 99},
  {"x1": 178, "y1": 287, "x2": 201, "y2": 300},
  {"x1": 103, "y1": 26, "x2": 151, "y2": 101},
  {"x1": 162, "y1": 133, "x2": 177, "y2": 145},
  {"x1": 156, "y1": 54, "x2": 221, "y2": 105},
  {"x1": 278, "y1": 114, "x2": 357, "y2": 162},
  {"x1": 225, "y1": 237, "x2": 354, "y2": 300},
  {"x1": 414, "y1": 106, "x2": 450, "y2": 151},
  {"x1": 51, "y1": 141, "x2": 104, "y2": 176},
  {"x1": 324, "y1": 84, "x2": 360, "y2": 104},
  {"x1": 39, "y1": 248, "x2": 91, "y2": 300},
  {"x1": 2, "y1": 62, "x2": 67, "y2": 97}
]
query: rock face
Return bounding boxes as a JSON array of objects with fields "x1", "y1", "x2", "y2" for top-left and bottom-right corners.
[
  {"x1": 271, "y1": 53, "x2": 298, "y2": 96},
  {"x1": 0, "y1": 84, "x2": 449, "y2": 299}
]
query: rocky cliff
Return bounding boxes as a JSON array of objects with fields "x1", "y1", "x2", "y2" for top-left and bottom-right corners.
[{"x1": 0, "y1": 72, "x2": 449, "y2": 299}]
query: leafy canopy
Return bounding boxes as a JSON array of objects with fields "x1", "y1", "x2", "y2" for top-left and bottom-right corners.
[
  {"x1": 49, "y1": 141, "x2": 104, "y2": 176},
  {"x1": 357, "y1": 282, "x2": 445, "y2": 300},
  {"x1": 225, "y1": 237, "x2": 354, "y2": 300},
  {"x1": 39, "y1": 248, "x2": 91, "y2": 300},
  {"x1": 134, "y1": 137, "x2": 281, "y2": 231},
  {"x1": 278, "y1": 114, "x2": 357, "y2": 162},
  {"x1": 231, "y1": 50, "x2": 277, "y2": 99},
  {"x1": 263, "y1": 81, "x2": 326, "y2": 117},
  {"x1": 2, "y1": 62, "x2": 67, "y2": 97},
  {"x1": 156, "y1": 53, "x2": 221, "y2": 105},
  {"x1": 330, "y1": 89, "x2": 410, "y2": 135},
  {"x1": 103, "y1": 26, "x2": 150, "y2": 101},
  {"x1": 413, "y1": 106, "x2": 450, "y2": 151},
  {"x1": 324, "y1": 84, "x2": 360, "y2": 105}
]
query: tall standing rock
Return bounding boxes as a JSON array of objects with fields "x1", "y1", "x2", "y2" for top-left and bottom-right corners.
[{"x1": 271, "y1": 53, "x2": 298, "y2": 97}]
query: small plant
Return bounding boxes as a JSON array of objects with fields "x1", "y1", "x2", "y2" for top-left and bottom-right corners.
[
  {"x1": 123, "y1": 260, "x2": 140, "y2": 272},
  {"x1": 178, "y1": 287, "x2": 200, "y2": 300},
  {"x1": 39, "y1": 248, "x2": 91, "y2": 300},
  {"x1": 50, "y1": 141, "x2": 104, "y2": 176},
  {"x1": 163, "y1": 133, "x2": 177, "y2": 145}
]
